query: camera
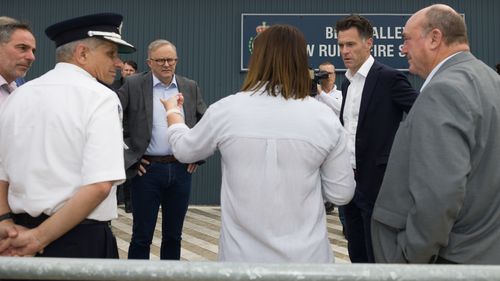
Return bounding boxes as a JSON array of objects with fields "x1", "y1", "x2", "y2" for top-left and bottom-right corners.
[{"x1": 309, "y1": 69, "x2": 330, "y2": 96}]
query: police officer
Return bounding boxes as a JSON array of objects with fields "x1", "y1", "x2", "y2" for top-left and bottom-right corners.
[{"x1": 0, "y1": 13, "x2": 135, "y2": 258}]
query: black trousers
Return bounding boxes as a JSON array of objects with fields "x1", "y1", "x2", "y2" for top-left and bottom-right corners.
[
  {"x1": 13, "y1": 213, "x2": 118, "y2": 258},
  {"x1": 344, "y1": 194, "x2": 375, "y2": 263}
]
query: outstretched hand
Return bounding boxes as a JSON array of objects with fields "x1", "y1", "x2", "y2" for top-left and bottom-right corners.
[{"x1": 160, "y1": 93, "x2": 184, "y2": 111}]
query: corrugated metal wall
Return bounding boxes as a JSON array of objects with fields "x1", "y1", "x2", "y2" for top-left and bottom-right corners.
[{"x1": 3, "y1": 0, "x2": 499, "y2": 204}]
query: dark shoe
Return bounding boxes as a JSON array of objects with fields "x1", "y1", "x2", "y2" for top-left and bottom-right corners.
[{"x1": 324, "y1": 202, "x2": 335, "y2": 214}]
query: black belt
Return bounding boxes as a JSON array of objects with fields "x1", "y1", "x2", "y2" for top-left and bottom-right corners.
[
  {"x1": 13, "y1": 213, "x2": 109, "y2": 227},
  {"x1": 143, "y1": 155, "x2": 178, "y2": 163}
]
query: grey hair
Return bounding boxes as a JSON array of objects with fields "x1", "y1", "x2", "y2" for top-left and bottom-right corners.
[
  {"x1": 0, "y1": 17, "x2": 32, "y2": 43},
  {"x1": 0, "y1": 16, "x2": 18, "y2": 25},
  {"x1": 147, "y1": 39, "x2": 177, "y2": 57},
  {"x1": 55, "y1": 37, "x2": 107, "y2": 62}
]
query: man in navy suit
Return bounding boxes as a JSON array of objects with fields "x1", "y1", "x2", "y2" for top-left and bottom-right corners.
[
  {"x1": 118, "y1": 39, "x2": 207, "y2": 260},
  {"x1": 336, "y1": 14, "x2": 418, "y2": 263}
]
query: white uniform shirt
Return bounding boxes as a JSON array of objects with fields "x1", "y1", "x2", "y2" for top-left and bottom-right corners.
[
  {"x1": 0, "y1": 63, "x2": 125, "y2": 221},
  {"x1": 316, "y1": 85, "x2": 342, "y2": 116},
  {"x1": 343, "y1": 55, "x2": 374, "y2": 168},
  {"x1": 167, "y1": 88, "x2": 355, "y2": 263}
]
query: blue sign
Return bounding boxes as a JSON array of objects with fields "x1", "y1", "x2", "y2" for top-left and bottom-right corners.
[{"x1": 241, "y1": 14, "x2": 411, "y2": 72}]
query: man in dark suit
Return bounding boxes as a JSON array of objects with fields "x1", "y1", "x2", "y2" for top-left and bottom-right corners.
[
  {"x1": 111, "y1": 59, "x2": 138, "y2": 214},
  {"x1": 118, "y1": 39, "x2": 207, "y2": 260},
  {"x1": 336, "y1": 15, "x2": 418, "y2": 263}
]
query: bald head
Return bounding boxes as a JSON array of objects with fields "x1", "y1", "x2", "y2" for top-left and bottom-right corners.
[
  {"x1": 402, "y1": 4, "x2": 470, "y2": 78},
  {"x1": 417, "y1": 4, "x2": 468, "y2": 45}
]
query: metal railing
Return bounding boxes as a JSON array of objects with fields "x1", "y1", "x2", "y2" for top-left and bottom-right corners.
[{"x1": 1, "y1": 257, "x2": 500, "y2": 280}]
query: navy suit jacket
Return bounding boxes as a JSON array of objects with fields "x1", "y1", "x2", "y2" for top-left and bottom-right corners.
[
  {"x1": 117, "y1": 71, "x2": 207, "y2": 178},
  {"x1": 340, "y1": 60, "x2": 418, "y2": 204}
]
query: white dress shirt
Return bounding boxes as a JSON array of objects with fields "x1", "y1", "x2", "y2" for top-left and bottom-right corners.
[
  {"x1": 145, "y1": 74, "x2": 184, "y2": 156},
  {"x1": 343, "y1": 55, "x2": 375, "y2": 168},
  {"x1": 167, "y1": 87, "x2": 355, "y2": 263},
  {"x1": 316, "y1": 85, "x2": 342, "y2": 116}
]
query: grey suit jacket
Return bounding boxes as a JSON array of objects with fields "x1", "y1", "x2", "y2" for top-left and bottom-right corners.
[
  {"x1": 371, "y1": 52, "x2": 500, "y2": 264},
  {"x1": 117, "y1": 71, "x2": 207, "y2": 178}
]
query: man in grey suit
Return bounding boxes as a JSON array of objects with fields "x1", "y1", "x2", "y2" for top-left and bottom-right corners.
[
  {"x1": 118, "y1": 39, "x2": 207, "y2": 260},
  {"x1": 372, "y1": 4, "x2": 500, "y2": 264}
]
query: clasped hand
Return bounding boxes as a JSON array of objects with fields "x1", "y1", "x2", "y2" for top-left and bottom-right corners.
[{"x1": 0, "y1": 221, "x2": 44, "y2": 257}]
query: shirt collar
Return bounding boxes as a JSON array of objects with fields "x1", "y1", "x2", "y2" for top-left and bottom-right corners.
[
  {"x1": 152, "y1": 73, "x2": 178, "y2": 89},
  {"x1": 346, "y1": 55, "x2": 375, "y2": 81},
  {"x1": 322, "y1": 84, "x2": 339, "y2": 95},
  {"x1": 55, "y1": 62, "x2": 97, "y2": 80},
  {"x1": 420, "y1": 52, "x2": 462, "y2": 91},
  {"x1": 0, "y1": 75, "x2": 17, "y2": 92}
]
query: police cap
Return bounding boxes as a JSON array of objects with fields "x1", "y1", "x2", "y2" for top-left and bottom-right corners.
[{"x1": 45, "y1": 13, "x2": 135, "y2": 54}]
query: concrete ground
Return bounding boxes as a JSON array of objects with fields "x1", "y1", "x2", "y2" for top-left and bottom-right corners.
[{"x1": 112, "y1": 205, "x2": 350, "y2": 263}]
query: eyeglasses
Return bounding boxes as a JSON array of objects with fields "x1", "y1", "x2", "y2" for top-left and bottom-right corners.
[{"x1": 149, "y1": 57, "x2": 178, "y2": 66}]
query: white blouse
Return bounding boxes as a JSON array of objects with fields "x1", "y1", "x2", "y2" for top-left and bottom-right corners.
[{"x1": 167, "y1": 88, "x2": 355, "y2": 263}]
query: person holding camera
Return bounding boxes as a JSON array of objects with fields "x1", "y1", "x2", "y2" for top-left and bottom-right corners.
[
  {"x1": 314, "y1": 62, "x2": 346, "y2": 235},
  {"x1": 315, "y1": 61, "x2": 342, "y2": 116}
]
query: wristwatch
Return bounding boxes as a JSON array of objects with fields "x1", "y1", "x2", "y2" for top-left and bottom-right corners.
[{"x1": 0, "y1": 212, "x2": 13, "y2": 222}]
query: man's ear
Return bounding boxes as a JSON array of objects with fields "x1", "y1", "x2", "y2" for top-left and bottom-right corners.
[
  {"x1": 74, "y1": 43, "x2": 89, "y2": 65},
  {"x1": 366, "y1": 37, "x2": 374, "y2": 50},
  {"x1": 429, "y1": 28, "x2": 443, "y2": 50}
]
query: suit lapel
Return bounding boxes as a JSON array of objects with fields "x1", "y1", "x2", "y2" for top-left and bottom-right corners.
[
  {"x1": 143, "y1": 72, "x2": 154, "y2": 133},
  {"x1": 358, "y1": 62, "x2": 381, "y2": 126}
]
